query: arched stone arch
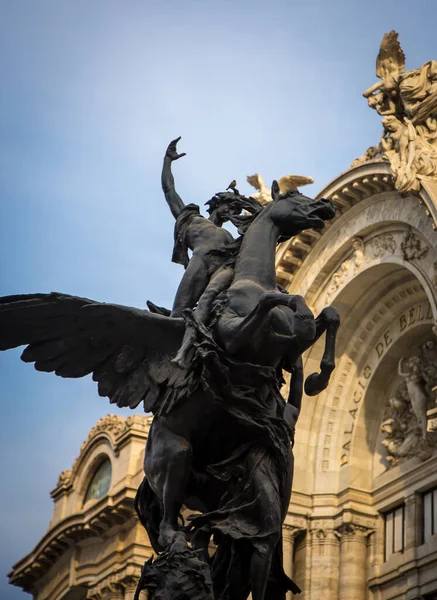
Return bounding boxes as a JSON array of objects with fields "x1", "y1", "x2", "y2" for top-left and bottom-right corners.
[
  {"x1": 292, "y1": 263, "x2": 432, "y2": 492},
  {"x1": 278, "y1": 163, "x2": 437, "y2": 487}
]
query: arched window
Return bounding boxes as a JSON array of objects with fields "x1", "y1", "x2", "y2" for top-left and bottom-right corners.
[{"x1": 83, "y1": 458, "x2": 112, "y2": 505}]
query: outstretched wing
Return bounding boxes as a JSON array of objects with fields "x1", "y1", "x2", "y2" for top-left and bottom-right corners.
[
  {"x1": 0, "y1": 292, "x2": 185, "y2": 412},
  {"x1": 278, "y1": 175, "x2": 314, "y2": 193},
  {"x1": 376, "y1": 30, "x2": 406, "y2": 79},
  {"x1": 246, "y1": 173, "x2": 265, "y2": 192}
]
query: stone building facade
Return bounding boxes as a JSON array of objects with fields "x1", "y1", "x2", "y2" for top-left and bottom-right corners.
[
  {"x1": 9, "y1": 415, "x2": 154, "y2": 600},
  {"x1": 9, "y1": 31, "x2": 437, "y2": 600}
]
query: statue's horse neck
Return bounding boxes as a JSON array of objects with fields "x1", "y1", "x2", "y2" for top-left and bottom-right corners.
[{"x1": 232, "y1": 202, "x2": 279, "y2": 290}]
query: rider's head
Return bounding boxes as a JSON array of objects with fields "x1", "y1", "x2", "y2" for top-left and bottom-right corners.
[
  {"x1": 205, "y1": 191, "x2": 264, "y2": 231},
  {"x1": 205, "y1": 192, "x2": 243, "y2": 226}
]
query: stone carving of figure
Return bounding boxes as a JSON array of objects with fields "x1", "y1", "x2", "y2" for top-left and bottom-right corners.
[
  {"x1": 370, "y1": 233, "x2": 396, "y2": 258},
  {"x1": 325, "y1": 259, "x2": 350, "y2": 304},
  {"x1": 355, "y1": 32, "x2": 437, "y2": 191},
  {"x1": 351, "y1": 237, "x2": 365, "y2": 273},
  {"x1": 401, "y1": 228, "x2": 429, "y2": 261},
  {"x1": 363, "y1": 31, "x2": 405, "y2": 116},
  {"x1": 325, "y1": 238, "x2": 365, "y2": 302},
  {"x1": 381, "y1": 115, "x2": 418, "y2": 192},
  {"x1": 399, "y1": 60, "x2": 437, "y2": 123},
  {"x1": 381, "y1": 339, "x2": 437, "y2": 467},
  {"x1": 381, "y1": 390, "x2": 420, "y2": 463},
  {"x1": 398, "y1": 355, "x2": 430, "y2": 439}
]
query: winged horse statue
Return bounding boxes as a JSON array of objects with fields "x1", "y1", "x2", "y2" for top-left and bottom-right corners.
[{"x1": 0, "y1": 140, "x2": 339, "y2": 600}]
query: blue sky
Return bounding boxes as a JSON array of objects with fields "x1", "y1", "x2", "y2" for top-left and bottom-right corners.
[{"x1": 0, "y1": 1, "x2": 436, "y2": 597}]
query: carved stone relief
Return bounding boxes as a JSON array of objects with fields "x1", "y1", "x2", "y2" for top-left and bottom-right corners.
[
  {"x1": 352, "y1": 31, "x2": 437, "y2": 193},
  {"x1": 56, "y1": 469, "x2": 72, "y2": 488},
  {"x1": 401, "y1": 227, "x2": 429, "y2": 260},
  {"x1": 370, "y1": 234, "x2": 397, "y2": 259},
  {"x1": 381, "y1": 338, "x2": 437, "y2": 467},
  {"x1": 325, "y1": 237, "x2": 366, "y2": 303},
  {"x1": 323, "y1": 226, "x2": 434, "y2": 305}
]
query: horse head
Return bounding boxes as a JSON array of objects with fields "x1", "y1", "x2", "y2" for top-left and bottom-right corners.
[{"x1": 269, "y1": 180, "x2": 336, "y2": 238}]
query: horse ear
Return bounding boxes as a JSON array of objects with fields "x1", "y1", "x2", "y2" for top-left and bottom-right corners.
[{"x1": 271, "y1": 180, "x2": 280, "y2": 201}]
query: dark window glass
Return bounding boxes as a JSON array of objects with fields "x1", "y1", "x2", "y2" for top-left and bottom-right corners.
[
  {"x1": 423, "y1": 487, "x2": 437, "y2": 543},
  {"x1": 84, "y1": 458, "x2": 112, "y2": 504},
  {"x1": 384, "y1": 505, "x2": 405, "y2": 560}
]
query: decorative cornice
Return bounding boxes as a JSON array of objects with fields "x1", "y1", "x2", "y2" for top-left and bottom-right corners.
[
  {"x1": 86, "y1": 569, "x2": 143, "y2": 600},
  {"x1": 8, "y1": 492, "x2": 138, "y2": 593}
]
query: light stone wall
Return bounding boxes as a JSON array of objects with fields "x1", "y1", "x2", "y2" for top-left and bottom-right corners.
[{"x1": 282, "y1": 164, "x2": 437, "y2": 598}]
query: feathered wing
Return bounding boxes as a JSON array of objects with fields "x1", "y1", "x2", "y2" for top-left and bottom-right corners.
[
  {"x1": 376, "y1": 30, "x2": 406, "y2": 79},
  {"x1": 0, "y1": 293, "x2": 185, "y2": 412},
  {"x1": 278, "y1": 175, "x2": 314, "y2": 193},
  {"x1": 246, "y1": 173, "x2": 263, "y2": 191}
]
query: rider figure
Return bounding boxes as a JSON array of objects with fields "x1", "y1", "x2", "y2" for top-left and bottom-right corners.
[{"x1": 162, "y1": 137, "x2": 242, "y2": 318}]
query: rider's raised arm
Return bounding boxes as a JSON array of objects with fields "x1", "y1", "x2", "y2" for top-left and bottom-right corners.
[{"x1": 161, "y1": 137, "x2": 187, "y2": 219}]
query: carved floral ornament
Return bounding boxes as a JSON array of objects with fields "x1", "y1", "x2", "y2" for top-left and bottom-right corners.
[
  {"x1": 352, "y1": 31, "x2": 437, "y2": 194},
  {"x1": 324, "y1": 229, "x2": 431, "y2": 305}
]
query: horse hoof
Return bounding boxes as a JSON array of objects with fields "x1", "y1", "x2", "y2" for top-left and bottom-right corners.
[{"x1": 304, "y1": 372, "x2": 328, "y2": 396}]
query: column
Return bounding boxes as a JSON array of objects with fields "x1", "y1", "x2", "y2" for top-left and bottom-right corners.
[
  {"x1": 337, "y1": 524, "x2": 369, "y2": 600},
  {"x1": 106, "y1": 583, "x2": 124, "y2": 600},
  {"x1": 86, "y1": 583, "x2": 125, "y2": 600},
  {"x1": 283, "y1": 525, "x2": 299, "y2": 600},
  {"x1": 405, "y1": 493, "x2": 420, "y2": 550},
  {"x1": 308, "y1": 526, "x2": 340, "y2": 600},
  {"x1": 122, "y1": 581, "x2": 137, "y2": 600},
  {"x1": 122, "y1": 578, "x2": 148, "y2": 600}
]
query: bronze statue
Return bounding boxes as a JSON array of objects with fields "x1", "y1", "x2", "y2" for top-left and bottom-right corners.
[{"x1": 0, "y1": 138, "x2": 339, "y2": 600}]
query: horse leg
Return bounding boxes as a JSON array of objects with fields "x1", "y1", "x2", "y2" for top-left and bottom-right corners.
[
  {"x1": 222, "y1": 293, "x2": 313, "y2": 355},
  {"x1": 302, "y1": 306, "x2": 340, "y2": 396},
  {"x1": 284, "y1": 356, "x2": 303, "y2": 428},
  {"x1": 143, "y1": 417, "x2": 193, "y2": 548}
]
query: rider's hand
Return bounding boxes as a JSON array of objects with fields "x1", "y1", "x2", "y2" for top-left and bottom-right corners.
[{"x1": 166, "y1": 137, "x2": 187, "y2": 161}]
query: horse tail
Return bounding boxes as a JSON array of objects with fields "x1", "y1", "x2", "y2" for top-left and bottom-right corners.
[{"x1": 134, "y1": 476, "x2": 164, "y2": 553}]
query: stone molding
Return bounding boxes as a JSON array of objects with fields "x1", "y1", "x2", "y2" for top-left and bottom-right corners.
[{"x1": 8, "y1": 493, "x2": 137, "y2": 593}]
